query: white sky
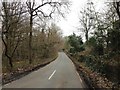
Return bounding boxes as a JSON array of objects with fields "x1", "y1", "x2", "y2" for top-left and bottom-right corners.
[
  {"x1": 0, "y1": 0, "x2": 108, "y2": 38},
  {"x1": 57, "y1": 0, "x2": 106, "y2": 37}
]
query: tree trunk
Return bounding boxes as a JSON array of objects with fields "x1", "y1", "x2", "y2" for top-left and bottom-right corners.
[
  {"x1": 2, "y1": 34, "x2": 13, "y2": 68},
  {"x1": 116, "y1": 2, "x2": 120, "y2": 20},
  {"x1": 2, "y1": 24, "x2": 13, "y2": 68},
  {"x1": 8, "y1": 56, "x2": 13, "y2": 68},
  {"x1": 29, "y1": 14, "x2": 33, "y2": 64},
  {"x1": 85, "y1": 31, "x2": 88, "y2": 42}
]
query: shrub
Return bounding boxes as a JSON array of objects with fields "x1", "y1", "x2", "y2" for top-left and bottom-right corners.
[
  {"x1": 69, "y1": 47, "x2": 76, "y2": 54},
  {"x1": 78, "y1": 55, "x2": 85, "y2": 62},
  {"x1": 94, "y1": 44, "x2": 104, "y2": 55}
]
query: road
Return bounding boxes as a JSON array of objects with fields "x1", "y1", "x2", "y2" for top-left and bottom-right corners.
[{"x1": 3, "y1": 52, "x2": 86, "y2": 88}]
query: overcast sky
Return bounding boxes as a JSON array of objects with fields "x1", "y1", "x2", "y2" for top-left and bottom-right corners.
[
  {"x1": 56, "y1": 0, "x2": 106, "y2": 37},
  {"x1": 0, "y1": 0, "x2": 108, "y2": 38}
]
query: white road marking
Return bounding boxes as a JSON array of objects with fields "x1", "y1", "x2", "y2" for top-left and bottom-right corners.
[
  {"x1": 48, "y1": 70, "x2": 56, "y2": 80},
  {"x1": 76, "y1": 71, "x2": 82, "y2": 82},
  {"x1": 69, "y1": 57, "x2": 83, "y2": 83}
]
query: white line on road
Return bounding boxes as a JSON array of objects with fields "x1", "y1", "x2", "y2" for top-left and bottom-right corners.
[
  {"x1": 69, "y1": 58, "x2": 83, "y2": 83},
  {"x1": 76, "y1": 71, "x2": 82, "y2": 82},
  {"x1": 48, "y1": 70, "x2": 56, "y2": 80}
]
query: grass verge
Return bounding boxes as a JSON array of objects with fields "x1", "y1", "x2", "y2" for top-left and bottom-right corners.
[
  {"x1": 2, "y1": 54, "x2": 58, "y2": 85},
  {"x1": 66, "y1": 52, "x2": 118, "y2": 89}
]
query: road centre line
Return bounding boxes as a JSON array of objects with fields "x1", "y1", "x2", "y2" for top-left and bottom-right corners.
[{"x1": 48, "y1": 70, "x2": 56, "y2": 80}]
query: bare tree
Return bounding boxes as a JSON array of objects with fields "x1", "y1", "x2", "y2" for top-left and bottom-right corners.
[
  {"x1": 1, "y1": 2, "x2": 26, "y2": 68},
  {"x1": 79, "y1": 0, "x2": 94, "y2": 42},
  {"x1": 26, "y1": 0, "x2": 70, "y2": 64},
  {"x1": 113, "y1": 1, "x2": 120, "y2": 20}
]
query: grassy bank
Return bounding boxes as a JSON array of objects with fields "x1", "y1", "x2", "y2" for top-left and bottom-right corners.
[
  {"x1": 2, "y1": 53, "x2": 58, "y2": 85},
  {"x1": 66, "y1": 52, "x2": 119, "y2": 89}
]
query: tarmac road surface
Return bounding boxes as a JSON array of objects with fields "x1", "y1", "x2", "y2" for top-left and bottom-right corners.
[{"x1": 3, "y1": 52, "x2": 86, "y2": 88}]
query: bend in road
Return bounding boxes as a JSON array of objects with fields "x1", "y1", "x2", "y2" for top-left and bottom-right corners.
[{"x1": 3, "y1": 52, "x2": 86, "y2": 88}]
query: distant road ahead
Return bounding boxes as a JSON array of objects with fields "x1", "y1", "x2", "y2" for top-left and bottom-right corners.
[{"x1": 3, "y1": 52, "x2": 86, "y2": 88}]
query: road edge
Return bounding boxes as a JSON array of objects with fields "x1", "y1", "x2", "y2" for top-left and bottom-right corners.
[
  {"x1": 2, "y1": 55, "x2": 58, "y2": 85},
  {"x1": 65, "y1": 52, "x2": 94, "y2": 90},
  {"x1": 65, "y1": 52, "x2": 89, "y2": 89}
]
